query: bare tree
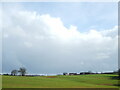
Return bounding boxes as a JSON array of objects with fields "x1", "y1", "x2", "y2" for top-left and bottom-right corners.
[
  {"x1": 18, "y1": 67, "x2": 27, "y2": 76},
  {"x1": 11, "y1": 70, "x2": 18, "y2": 76}
]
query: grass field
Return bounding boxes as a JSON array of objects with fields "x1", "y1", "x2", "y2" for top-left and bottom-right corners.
[{"x1": 2, "y1": 74, "x2": 119, "y2": 88}]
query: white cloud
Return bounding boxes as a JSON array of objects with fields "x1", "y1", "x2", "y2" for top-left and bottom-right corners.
[{"x1": 3, "y1": 9, "x2": 118, "y2": 74}]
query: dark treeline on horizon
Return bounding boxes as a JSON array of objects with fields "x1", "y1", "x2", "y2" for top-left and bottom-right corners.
[{"x1": 1, "y1": 69, "x2": 120, "y2": 77}]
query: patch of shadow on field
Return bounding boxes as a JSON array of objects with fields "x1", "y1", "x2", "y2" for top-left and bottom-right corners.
[
  {"x1": 105, "y1": 74, "x2": 120, "y2": 80},
  {"x1": 107, "y1": 75, "x2": 120, "y2": 87},
  {"x1": 113, "y1": 80, "x2": 120, "y2": 87},
  {"x1": 113, "y1": 84, "x2": 120, "y2": 87},
  {"x1": 97, "y1": 83, "x2": 120, "y2": 88},
  {"x1": 97, "y1": 84, "x2": 114, "y2": 86},
  {"x1": 109, "y1": 76, "x2": 119, "y2": 80},
  {"x1": 45, "y1": 76, "x2": 58, "y2": 78}
]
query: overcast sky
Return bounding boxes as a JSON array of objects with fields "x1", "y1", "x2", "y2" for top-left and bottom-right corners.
[{"x1": 2, "y1": 2, "x2": 118, "y2": 74}]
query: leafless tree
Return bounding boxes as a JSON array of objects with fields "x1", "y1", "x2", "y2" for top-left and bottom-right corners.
[
  {"x1": 18, "y1": 67, "x2": 27, "y2": 76},
  {"x1": 11, "y1": 70, "x2": 18, "y2": 76}
]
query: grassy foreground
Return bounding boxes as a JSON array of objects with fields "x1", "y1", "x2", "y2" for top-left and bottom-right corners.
[{"x1": 2, "y1": 74, "x2": 119, "y2": 88}]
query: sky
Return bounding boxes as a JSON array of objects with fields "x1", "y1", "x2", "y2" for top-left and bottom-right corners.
[{"x1": 1, "y1": 2, "x2": 118, "y2": 74}]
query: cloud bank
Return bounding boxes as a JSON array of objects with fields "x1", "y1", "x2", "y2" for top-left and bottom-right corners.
[{"x1": 2, "y1": 9, "x2": 118, "y2": 74}]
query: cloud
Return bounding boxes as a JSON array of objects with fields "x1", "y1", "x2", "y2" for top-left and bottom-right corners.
[{"x1": 2, "y1": 9, "x2": 118, "y2": 74}]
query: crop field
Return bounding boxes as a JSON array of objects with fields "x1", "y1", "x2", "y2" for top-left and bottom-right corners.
[{"x1": 2, "y1": 74, "x2": 119, "y2": 88}]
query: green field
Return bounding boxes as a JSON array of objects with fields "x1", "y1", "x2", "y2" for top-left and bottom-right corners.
[{"x1": 2, "y1": 74, "x2": 119, "y2": 88}]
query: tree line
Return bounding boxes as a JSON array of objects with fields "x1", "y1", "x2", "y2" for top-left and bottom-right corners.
[
  {"x1": 9, "y1": 68, "x2": 120, "y2": 78},
  {"x1": 11, "y1": 67, "x2": 27, "y2": 76}
]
